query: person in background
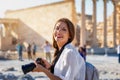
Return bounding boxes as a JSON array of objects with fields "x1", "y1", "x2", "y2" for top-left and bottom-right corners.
[
  {"x1": 78, "y1": 46, "x2": 99, "y2": 80},
  {"x1": 16, "y1": 42, "x2": 24, "y2": 61},
  {"x1": 42, "y1": 40, "x2": 52, "y2": 63},
  {"x1": 78, "y1": 46, "x2": 86, "y2": 60},
  {"x1": 32, "y1": 18, "x2": 85, "y2": 80},
  {"x1": 32, "y1": 42, "x2": 37, "y2": 60},
  {"x1": 27, "y1": 43, "x2": 32, "y2": 60},
  {"x1": 117, "y1": 44, "x2": 120, "y2": 63}
]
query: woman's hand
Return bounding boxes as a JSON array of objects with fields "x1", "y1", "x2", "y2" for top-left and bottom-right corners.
[
  {"x1": 32, "y1": 58, "x2": 51, "y2": 72},
  {"x1": 41, "y1": 58, "x2": 51, "y2": 69},
  {"x1": 32, "y1": 58, "x2": 62, "y2": 80},
  {"x1": 32, "y1": 63, "x2": 45, "y2": 72}
]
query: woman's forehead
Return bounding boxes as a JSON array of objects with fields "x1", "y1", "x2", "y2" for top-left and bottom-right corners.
[{"x1": 55, "y1": 21, "x2": 67, "y2": 27}]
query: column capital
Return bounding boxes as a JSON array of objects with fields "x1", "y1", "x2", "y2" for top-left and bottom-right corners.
[
  {"x1": 112, "y1": 0, "x2": 120, "y2": 5},
  {"x1": 92, "y1": 0, "x2": 98, "y2": 4}
]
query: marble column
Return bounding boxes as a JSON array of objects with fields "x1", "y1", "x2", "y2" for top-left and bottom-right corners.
[
  {"x1": 112, "y1": 0, "x2": 117, "y2": 47},
  {"x1": 80, "y1": 0, "x2": 86, "y2": 46},
  {"x1": 103, "y1": 0, "x2": 107, "y2": 47},
  {"x1": 92, "y1": 0, "x2": 97, "y2": 47}
]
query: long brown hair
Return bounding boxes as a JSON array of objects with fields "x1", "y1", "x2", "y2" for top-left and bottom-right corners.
[{"x1": 53, "y1": 18, "x2": 75, "y2": 57}]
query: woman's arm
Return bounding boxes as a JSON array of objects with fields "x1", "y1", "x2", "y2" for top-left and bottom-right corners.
[{"x1": 33, "y1": 64, "x2": 62, "y2": 80}]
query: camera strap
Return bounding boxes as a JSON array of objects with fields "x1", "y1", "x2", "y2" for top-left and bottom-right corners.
[{"x1": 50, "y1": 43, "x2": 68, "y2": 73}]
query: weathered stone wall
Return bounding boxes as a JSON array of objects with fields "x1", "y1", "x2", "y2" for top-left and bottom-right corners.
[{"x1": 4, "y1": 1, "x2": 77, "y2": 49}]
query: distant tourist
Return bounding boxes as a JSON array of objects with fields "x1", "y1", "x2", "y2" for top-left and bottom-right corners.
[
  {"x1": 78, "y1": 46, "x2": 99, "y2": 80},
  {"x1": 117, "y1": 45, "x2": 120, "y2": 63},
  {"x1": 27, "y1": 43, "x2": 32, "y2": 60},
  {"x1": 78, "y1": 46, "x2": 86, "y2": 60},
  {"x1": 32, "y1": 42, "x2": 37, "y2": 60},
  {"x1": 42, "y1": 40, "x2": 52, "y2": 63},
  {"x1": 16, "y1": 42, "x2": 24, "y2": 61}
]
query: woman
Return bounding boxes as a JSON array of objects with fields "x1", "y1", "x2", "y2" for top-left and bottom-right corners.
[{"x1": 33, "y1": 18, "x2": 85, "y2": 80}]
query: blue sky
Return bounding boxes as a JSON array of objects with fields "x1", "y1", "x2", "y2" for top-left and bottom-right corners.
[{"x1": 0, "y1": 0, "x2": 113, "y2": 22}]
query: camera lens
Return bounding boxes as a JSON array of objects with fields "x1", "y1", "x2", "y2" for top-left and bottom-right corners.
[{"x1": 21, "y1": 63, "x2": 36, "y2": 74}]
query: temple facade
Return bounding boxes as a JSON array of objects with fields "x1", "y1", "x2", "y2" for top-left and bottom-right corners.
[
  {"x1": 0, "y1": 0, "x2": 77, "y2": 50},
  {"x1": 0, "y1": 0, "x2": 120, "y2": 51}
]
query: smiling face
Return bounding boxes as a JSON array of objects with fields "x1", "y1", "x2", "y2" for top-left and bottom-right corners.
[{"x1": 53, "y1": 21, "x2": 69, "y2": 49}]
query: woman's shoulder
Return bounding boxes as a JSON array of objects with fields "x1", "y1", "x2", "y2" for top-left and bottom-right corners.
[
  {"x1": 65, "y1": 43, "x2": 74, "y2": 49},
  {"x1": 64, "y1": 43, "x2": 79, "y2": 55},
  {"x1": 63, "y1": 43, "x2": 84, "y2": 63}
]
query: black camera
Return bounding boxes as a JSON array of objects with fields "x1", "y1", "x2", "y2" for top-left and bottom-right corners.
[{"x1": 21, "y1": 58, "x2": 45, "y2": 74}]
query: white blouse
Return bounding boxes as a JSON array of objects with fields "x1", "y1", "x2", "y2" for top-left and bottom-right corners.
[{"x1": 54, "y1": 43, "x2": 85, "y2": 80}]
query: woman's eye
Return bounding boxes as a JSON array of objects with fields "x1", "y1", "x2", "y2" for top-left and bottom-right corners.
[
  {"x1": 54, "y1": 26, "x2": 67, "y2": 31},
  {"x1": 62, "y1": 28, "x2": 67, "y2": 31},
  {"x1": 55, "y1": 27, "x2": 59, "y2": 30}
]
